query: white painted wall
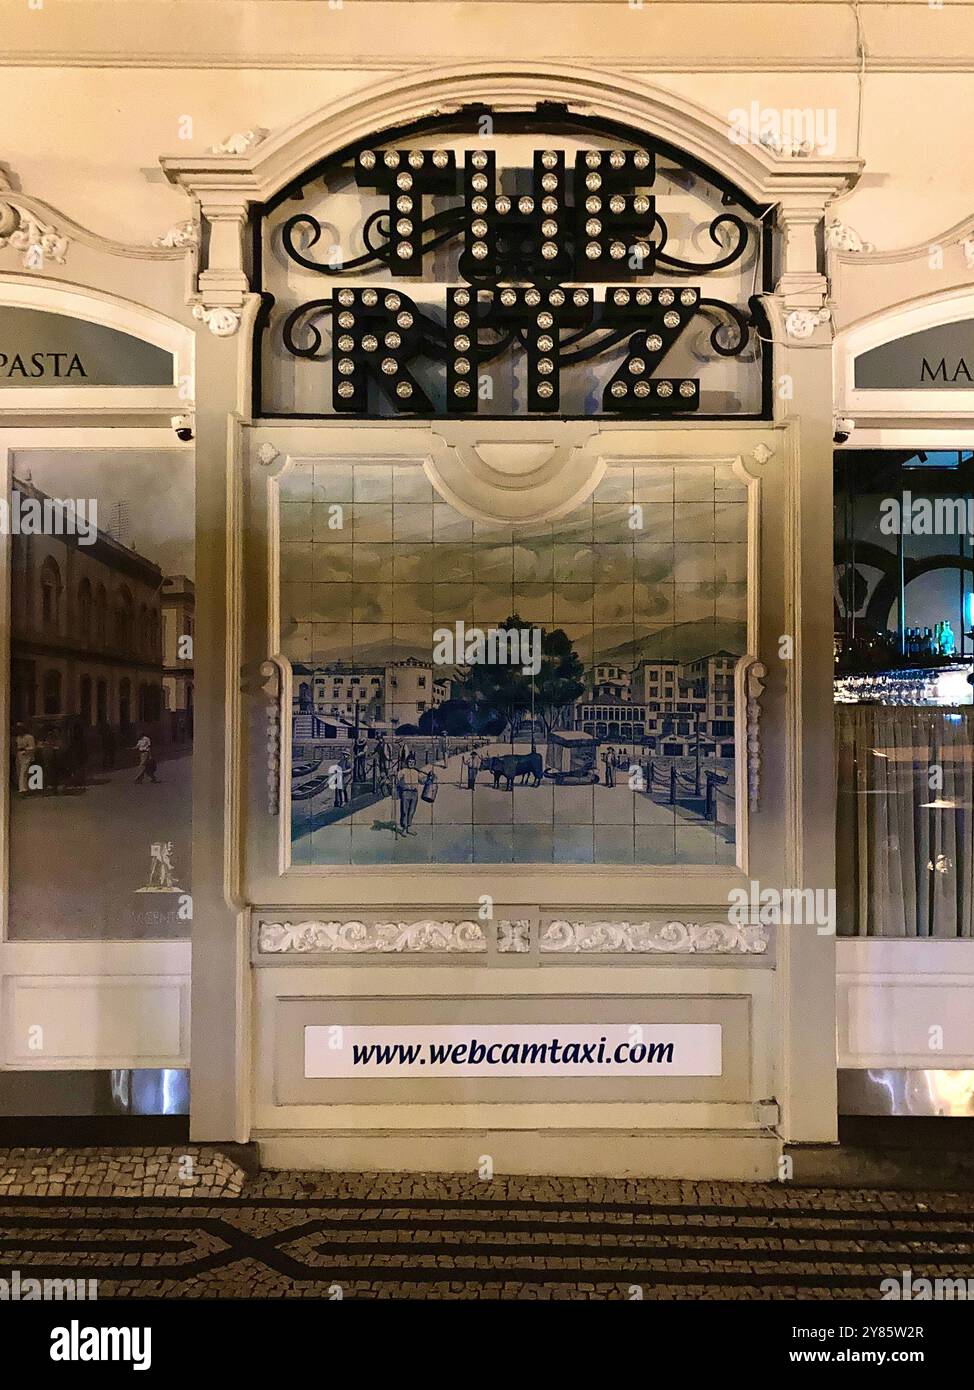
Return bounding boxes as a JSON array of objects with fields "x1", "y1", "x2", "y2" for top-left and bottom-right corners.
[{"x1": 2, "y1": 2, "x2": 972, "y2": 251}]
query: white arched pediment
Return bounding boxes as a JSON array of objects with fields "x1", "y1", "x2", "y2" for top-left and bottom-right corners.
[{"x1": 162, "y1": 61, "x2": 860, "y2": 210}]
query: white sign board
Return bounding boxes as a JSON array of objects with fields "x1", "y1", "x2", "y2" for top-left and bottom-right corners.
[{"x1": 304, "y1": 1023, "x2": 722, "y2": 1078}]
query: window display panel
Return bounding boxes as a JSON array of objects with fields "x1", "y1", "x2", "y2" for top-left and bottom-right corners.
[
  {"x1": 834, "y1": 450, "x2": 974, "y2": 938},
  {"x1": 6, "y1": 449, "x2": 194, "y2": 939},
  {"x1": 279, "y1": 458, "x2": 748, "y2": 867}
]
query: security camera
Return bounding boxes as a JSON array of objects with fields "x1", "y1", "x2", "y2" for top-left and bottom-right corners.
[
  {"x1": 171, "y1": 414, "x2": 194, "y2": 442},
  {"x1": 833, "y1": 417, "x2": 855, "y2": 446}
]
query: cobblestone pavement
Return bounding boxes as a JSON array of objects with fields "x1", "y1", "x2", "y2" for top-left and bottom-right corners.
[
  {"x1": 1, "y1": 1145, "x2": 972, "y2": 1295},
  {"x1": 2, "y1": 1149, "x2": 973, "y2": 1298}
]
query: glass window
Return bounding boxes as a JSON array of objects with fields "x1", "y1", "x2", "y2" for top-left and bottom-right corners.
[{"x1": 834, "y1": 450, "x2": 974, "y2": 937}]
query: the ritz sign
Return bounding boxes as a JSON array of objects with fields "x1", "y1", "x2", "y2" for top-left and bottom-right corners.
[{"x1": 276, "y1": 143, "x2": 759, "y2": 419}]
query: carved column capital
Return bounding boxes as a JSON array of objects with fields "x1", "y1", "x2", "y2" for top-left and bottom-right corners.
[
  {"x1": 774, "y1": 198, "x2": 828, "y2": 310},
  {"x1": 193, "y1": 303, "x2": 241, "y2": 337},
  {"x1": 196, "y1": 196, "x2": 250, "y2": 306},
  {"x1": 784, "y1": 307, "x2": 831, "y2": 341}
]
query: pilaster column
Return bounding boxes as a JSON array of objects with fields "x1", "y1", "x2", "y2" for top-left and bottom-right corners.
[
  {"x1": 197, "y1": 194, "x2": 250, "y2": 308},
  {"x1": 775, "y1": 196, "x2": 830, "y2": 310},
  {"x1": 188, "y1": 190, "x2": 254, "y2": 1142},
  {"x1": 762, "y1": 291, "x2": 838, "y2": 1147}
]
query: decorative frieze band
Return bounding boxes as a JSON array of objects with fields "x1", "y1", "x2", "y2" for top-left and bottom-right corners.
[
  {"x1": 498, "y1": 919, "x2": 531, "y2": 953},
  {"x1": 259, "y1": 919, "x2": 489, "y2": 953},
  {"x1": 539, "y1": 919, "x2": 768, "y2": 954},
  {"x1": 257, "y1": 916, "x2": 766, "y2": 956}
]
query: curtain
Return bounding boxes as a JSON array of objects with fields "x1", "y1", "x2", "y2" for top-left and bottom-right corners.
[{"x1": 836, "y1": 706, "x2": 974, "y2": 937}]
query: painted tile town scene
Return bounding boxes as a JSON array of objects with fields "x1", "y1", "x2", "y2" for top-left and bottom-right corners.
[{"x1": 281, "y1": 459, "x2": 747, "y2": 866}]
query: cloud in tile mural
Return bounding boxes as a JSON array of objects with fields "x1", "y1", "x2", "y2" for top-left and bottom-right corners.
[
  {"x1": 7, "y1": 449, "x2": 194, "y2": 940},
  {"x1": 280, "y1": 459, "x2": 747, "y2": 866}
]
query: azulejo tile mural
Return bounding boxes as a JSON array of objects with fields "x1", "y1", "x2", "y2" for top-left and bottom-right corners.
[{"x1": 278, "y1": 460, "x2": 748, "y2": 866}]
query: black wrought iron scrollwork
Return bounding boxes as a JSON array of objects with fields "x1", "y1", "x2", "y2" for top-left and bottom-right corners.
[
  {"x1": 653, "y1": 213, "x2": 750, "y2": 273},
  {"x1": 281, "y1": 210, "x2": 393, "y2": 273},
  {"x1": 282, "y1": 299, "x2": 333, "y2": 359},
  {"x1": 695, "y1": 297, "x2": 753, "y2": 356},
  {"x1": 281, "y1": 208, "x2": 749, "y2": 284},
  {"x1": 282, "y1": 208, "x2": 467, "y2": 276},
  {"x1": 257, "y1": 119, "x2": 771, "y2": 420}
]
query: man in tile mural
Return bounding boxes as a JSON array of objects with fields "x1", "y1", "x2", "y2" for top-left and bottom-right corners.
[{"x1": 396, "y1": 756, "x2": 423, "y2": 835}]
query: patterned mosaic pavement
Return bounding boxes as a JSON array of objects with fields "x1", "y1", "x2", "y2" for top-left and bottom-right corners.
[{"x1": 2, "y1": 1149, "x2": 974, "y2": 1299}]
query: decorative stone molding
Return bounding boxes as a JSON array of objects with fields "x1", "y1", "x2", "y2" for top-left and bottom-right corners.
[
  {"x1": 962, "y1": 238, "x2": 974, "y2": 271},
  {"x1": 257, "y1": 443, "x2": 281, "y2": 468},
  {"x1": 0, "y1": 174, "x2": 190, "y2": 263},
  {"x1": 154, "y1": 219, "x2": 199, "y2": 250},
  {"x1": 757, "y1": 133, "x2": 812, "y2": 159},
  {"x1": 209, "y1": 128, "x2": 268, "y2": 155},
  {"x1": 741, "y1": 656, "x2": 767, "y2": 809},
  {"x1": 497, "y1": 919, "x2": 532, "y2": 953},
  {"x1": 192, "y1": 303, "x2": 241, "y2": 337},
  {"x1": 161, "y1": 66, "x2": 860, "y2": 212},
  {"x1": 258, "y1": 919, "x2": 488, "y2": 953},
  {"x1": 824, "y1": 221, "x2": 875, "y2": 254},
  {"x1": 751, "y1": 443, "x2": 774, "y2": 467},
  {"x1": 427, "y1": 420, "x2": 599, "y2": 524},
  {"x1": 259, "y1": 661, "x2": 282, "y2": 816},
  {"x1": 256, "y1": 915, "x2": 773, "y2": 957},
  {"x1": 0, "y1": 201, "x2": 69, "y2": 268},
  {"x1": 539, "y1": 919, "x2": 768, "y2": 954},
  {"x1": 784, "y1": 307, "x2": 830, "y2": 339}
]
